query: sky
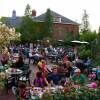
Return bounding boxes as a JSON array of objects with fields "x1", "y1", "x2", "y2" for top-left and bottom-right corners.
[{"x1": 0, "y1": 0, "x2": 100, "y2": 31}]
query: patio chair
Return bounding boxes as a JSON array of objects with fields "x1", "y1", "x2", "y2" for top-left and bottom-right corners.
[
  {"x1": 19, "y1": 70, "x2": 31, "y2": 85},
  {"x1": 5, "y1": 76, "x2": 15, "y2": 92},
  {"x1": 12, "y1": 86, "x2": 20, "y2": 100}
]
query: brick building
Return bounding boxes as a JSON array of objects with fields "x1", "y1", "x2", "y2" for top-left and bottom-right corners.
[{"x1": 1, "y1": 10, "x2": 79, "y2": 40}]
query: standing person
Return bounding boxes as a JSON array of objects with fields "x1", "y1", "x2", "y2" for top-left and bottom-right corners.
[
  {"x1": 1, "y1": 47, "x2": 10, "y2": 66},
  {"x1": 40, "y1": 60, "x2": 48, "y2": 77}
]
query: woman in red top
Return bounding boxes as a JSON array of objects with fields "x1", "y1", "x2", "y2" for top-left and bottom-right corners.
[{"x1": 41, "y1": 60, "x2": 48, "y2": 77}]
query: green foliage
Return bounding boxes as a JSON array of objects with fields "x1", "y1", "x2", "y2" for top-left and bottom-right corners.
[
  {"x1": 65, "y1": 32, "x2": 74, "y2": 43},
  {"x1": 91, "y1": 44, "x2": 100, "y2": 66},
  {"x1": 98, "y1": 26, "x2": 100, "y2": 40},
  {"x1": 79, "y1": 28, "x2": 100, "y2": 65},
  {"x1": 41, "y1": 87, "x2": 100, "y2": 100},
  {"x1": 80, "y1": 30, "x2": 97, "y2": 42},
  {"x1": 78, "y1": 45, "x2": 91, "y2": 59},
  {"x1": 44, "y1": 8, "x2": 53, "y2": 37},
  {"x1": 41, "y1": 92, "x2": 53, "y2": 100},
  {"x1": 0, "y1": 17, "x2": 6, "y2": 23},
  {"x1": 17, "y1": 16, "x2": 37, "y2": 43},
  {"x1": 80, "y1": 10, "x2": 90, "y2": 33}
]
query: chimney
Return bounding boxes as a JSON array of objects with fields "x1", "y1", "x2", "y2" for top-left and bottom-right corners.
[
  {"x1": 12, "y1": 10, "x2": 16, "y2": 19},
  {"x1": 31, "y1": 9, "x2": 36, "y2": 18}
]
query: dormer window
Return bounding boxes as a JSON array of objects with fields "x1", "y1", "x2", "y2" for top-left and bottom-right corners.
[{"x1": 53, "y1": 17, "x2": 61, "y2": 23}]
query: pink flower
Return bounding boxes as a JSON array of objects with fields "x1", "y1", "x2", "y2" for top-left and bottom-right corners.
[
  {"x1": 88, "y1": 73, "x2": 96, "y2": 79},
  {"x1": 91, "y1": 82, "x2": 97, "y2": 88},
  {"x1": 88, "y1": 82, "x2": 97, "y2": 88},
  {"x1": 92, "y1": 73, "x2": 96, "y2": 79}
]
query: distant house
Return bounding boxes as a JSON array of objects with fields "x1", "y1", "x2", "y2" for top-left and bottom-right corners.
[{"x1": 1, "y1": 10, "x2": 79, "y2": 40}]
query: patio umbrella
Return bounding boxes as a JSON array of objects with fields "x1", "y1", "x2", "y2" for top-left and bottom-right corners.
[
  {"x1": 81, "y1": 41, "x2": 89, "y2": 44},
  {"x1": 71, "y1": 40, "x2": 89, "y2": 45},
  {"x1": 71, "y1": 40, "x2": 82, "y2": 44}
]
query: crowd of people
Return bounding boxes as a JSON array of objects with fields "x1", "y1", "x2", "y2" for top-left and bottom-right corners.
[{"x1": 0, "y1": 44, "x2": 99, "y2": 99}]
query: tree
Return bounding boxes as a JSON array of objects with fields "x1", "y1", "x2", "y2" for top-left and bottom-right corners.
[
  {"x1": 79, "y1": 10, "x2": 98, "y2": 42},
  {"x1": 17, "y1": 4, "x2": 47, "y2": 43},
  {"x1": 0, "y1": 22, "x2": 20, "y2": 49},
  {"x1": 78, "y1": 45, "x2": 91, "y2": 59},
  {"x1": 18, "y1": 4, "x2": 37, "y2": 43},
  {"x1": 98, "y1": 26, "x2": 100, "y2": 39},
  {"x1": 65, "y1": 32, "x2": 74, "y2": 43},
  {"x1": 18, "y1": 16, "x2": 38, "y2": 43},
  {"x1": 80, "y1": 10, "x2": 90, "y2": 33},
  {"x1": 44, "y1": 8, "x2": 53, "y2": 37},
  {"x1": 80, "y1": 30, "x2": 97, "y2": 42},
  {"x1": 24, "y1": 4, "x2": 31, "y2": 16}
]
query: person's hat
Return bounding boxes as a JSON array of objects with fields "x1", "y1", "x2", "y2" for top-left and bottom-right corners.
[{"x1": 74, "y1": 68, "x2": 81, "y2": 72}]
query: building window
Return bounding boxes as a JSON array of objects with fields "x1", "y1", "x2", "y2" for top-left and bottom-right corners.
[{"x1": 53, "y1": 17, "x2": 61, "y2": 23}]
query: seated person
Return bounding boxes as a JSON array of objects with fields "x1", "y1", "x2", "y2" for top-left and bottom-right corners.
[
  {"x1": 71, "y1": 68, "x2": 86, "y2": 85},
  {"x1": 12, "y1": 53, "x2": 24, "y2": 69},
  {"x1": 0, "y1": 72, "x2": 6, "y2": 91},
  {"x1": 18, "y1": 83, "x2": 27, "y2": 100},
  {"x1": 33, "y1": 71, "x2": 49, "y2": 87},
  {"x1": 47, "y1": 65, "x2": 61, "y2": 86},
  {"x1": 1, "y1": 47, "x2": 10, "y2": 66},
  {"x1": 64, "y1": 61, "x2": 73, "y2": 78}
]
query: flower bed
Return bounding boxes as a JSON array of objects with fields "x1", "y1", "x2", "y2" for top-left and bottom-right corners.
[{"x1": 41, "y1": 86, "x2": 100, "y2": 100}]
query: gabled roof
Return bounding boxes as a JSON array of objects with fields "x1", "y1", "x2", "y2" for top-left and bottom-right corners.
[
  {"x1": 1, "y1": 10, "x2": 78, "y2": 28},
  {"x1": 33, "y1": 10, "x2": 79, "y2": 25}
]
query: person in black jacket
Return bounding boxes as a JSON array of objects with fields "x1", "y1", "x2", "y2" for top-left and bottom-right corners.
[{"x1": 12, "y1": 53, "x2": 24, "y2": 69}]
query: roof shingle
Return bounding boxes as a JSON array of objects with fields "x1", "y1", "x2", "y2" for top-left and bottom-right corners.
[
  {"x1": 33, "y1": 10, "x2": 79, "y2": 25},
  {"x1": 1, "y1": 10, "x2": 79, "y2": 28}
]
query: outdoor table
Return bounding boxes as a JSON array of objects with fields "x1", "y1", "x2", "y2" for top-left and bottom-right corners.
[
  {"x1": 5, "y1": 68, "x2": 23, "y2": 75},
  {"x1": 5, "y1": 68, "x2": 23, "y2": 85}
]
